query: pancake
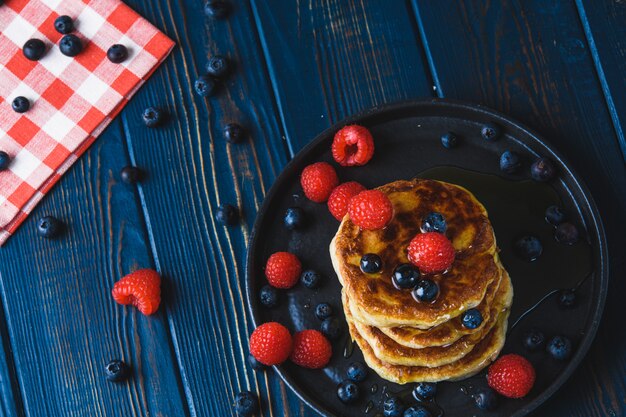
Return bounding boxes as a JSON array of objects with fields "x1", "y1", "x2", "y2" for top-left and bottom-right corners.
[{"x1": 331, "y1": 179, "x2": 500, "y2": 328}]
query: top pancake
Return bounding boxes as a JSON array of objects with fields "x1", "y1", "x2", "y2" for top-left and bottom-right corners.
[{"x1": 331, "y1": 179, "x2": 500, "y2": 328}]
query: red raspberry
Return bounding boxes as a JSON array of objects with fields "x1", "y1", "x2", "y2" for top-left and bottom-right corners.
[
  {"x1": 488, "y1": 354, "x2": 536, "y2": 398},
  {"x1": 300, "y1": 162, "x2": 339, "y2": 203},
  {"x1": 327, "y1": 181, "x2": 366, "y2": 221},
  {"x1": 112, "y1": 269, "x2": 161, "y2": 315},
  {"x1": 407, "y1": 232, "x2": 455, "y2": 273},
  {"x1": 290, "y1": 330, "x2": 332, "y2": 369},
  {"x1": 332, "y1": 125, "x2": 375, "y2": 166},
  {"x1": 348, "y1": 189, "x2": 393, "y2": 230},
  {"x1": 249, "y1": 322, "x2": 293, "y2": 366},
  {"x1": 265, "y1": 252, "x2": 302, "y2": 289}
]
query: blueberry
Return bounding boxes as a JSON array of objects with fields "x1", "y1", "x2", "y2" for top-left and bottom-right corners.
[
  {"x1": 204, "y1": 0, "x2": 230, "y2": 19},
  {"x1": 403, "y1": 406, "x2": 431, "y2": 417},
  {"x1": 12, "y1": 96, "x2": 30, "y2": 113},
  {"x1": 545, "y1": 205, "x2": 567, "y2": 226},
  {"x1": 555, "y1": 222, "x2": 580, "y2": 245},
  {"x1": 547, "y1": 335, "x2": 573, "y2": 360},
  {"x1": 248, "y1": 353, "x2": 266, "y2": 371},
  {"x1": 530, "y1": 157, "x2": 556, "y2": 182},
  {"x1": 54, "y1": 15, "x2": 74, "y2": 34},
  {"x1": 301, "y1": 269, "x2": 322, "y2": 289},
  {"x1": 107, "y1": 44, "x2": 128, "y2": 63},
  {"x1": 59, "y1": 34, "x2": 83, "y2": 57},
  {"x1": 233, "y1": 391, "x2": 258, "y2": 416},
  {"x1": 481, "y1": 123, "x2": 500, "y2": 141},
  {"x1": 207, "y1": 55, "x2": 230, "y2": 77},
  {"x1": 413, "y1": 382, "x2": 437, "y2": 400},
  {"x1": 321, "y1": 317, "x2": 341, "y2": 340},
  {"x1": 413, "y1": 279, "x2": 439, "y2": 302},
  {"x1": 284, "y1": 207, "x2": 304, "y2": 230},
  {"x1": 383, "y1": 396, "x2": 405, "y2": 417},
  {"x1": 440, "y1": 132, "x2": 458, "y2": 149},
  {"x1": 224, "y1": 123, "x2": 245, "y2": 143},
  {"x1": 346, "y1": 361, "x2": 368, "y2": 382},
  {"x1": 557, "y1": 289, "x2": 576, "y2": 309},
  {"x1": 142, "y1": 107, "x2": 164, "y2": 127},
  {"x1": 216, "y1": 204, "x2": 239, "y2": 225},
  {"x1": 22, "y1": 39, "x2": 46, "y2": 61},
  {"x1": 421, "y1": 212, "x2": 447, "y2": 233},
  {"x1": 37, "y1": 216, "x2": 63, "y2": 238},
  {"x1": 392, "y1": 263, "x2": 420, "y2": 290},
  {"x1": 500, "y1": 150, "x2": 521, "y2": 174},
  {"x1": 0, "y1": 151, "x2": 10, "y2": 171},
  {"x1": 194, "y1": 75, "x2": 216, "y2": 97},
  {"x1": 514, "y1": 235, "x2": 543, "y2": 261},
  {"x1": 461, "y1": 308, "x2": 483, "y2": 329},
  {"x1": 360, "y1": 253, "x2": 382, "y2": 273},
  {"x1": 259, "y1": 284, "x2": 279, "y2": 308},
  {"x1": 337, "y1": 379, "x2": 359, "y2": 404},
  {"x1": 474, "y1": 388, "x2": 498, "y2": 410},
  {"x1": 120, "y1": 166, "x2": 141, "y2": 184},
  {"x1": 315, "y1": 303, "x2": 333, "y2": 320},
  {"x1": 105, "y1": 359, "x2": 130, "y2": 382},
  {"x1": 523, "y1": 328, "x2": 546, "y2": 351}
]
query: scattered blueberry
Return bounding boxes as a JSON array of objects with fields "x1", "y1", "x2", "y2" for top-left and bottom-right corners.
[
  {"x1": 0, "y1": 151, "x2": 10, "y2": 171},
  {"x1": 216, "y1": 204, "x2": 239, "y2": 225},
  {"x1": 11, "y1": 96, "x2": 29, "y2": 113},
  {"x1": 514, "y1": 235, "x2": 543, "y2": 261},
  {"x1": 413, "y1": 382, "x2": 437, "y2": 400},
  {"x1": 337, "y1": 379, "x2": 359, "y2": 403},
  {"x1": 545, "y1": 205, "x2": 567, "y2": 226},
  {"x1": 412, "y1": 279, "x2": 439, "y2": 302},
  {"x1": 555, "y1": 222, "x2": 580, "y2": 245},
  {"x1": 224, "y1": 123, "x2": 245, "y2": 143},
  {"x1": 392, "y1": 263, "x2": 420, "y2": 290},
  {"x1": 120, "y1": 166, "x2": 141, "y2": 184},
  {"x1": 54, "y1": 15, "x2": 74, "y2": 34},
  {"x1": 142, "y1": 107, "x2": 164, "y2": 127},
  {"x1": 59, "y1": 34, "x2": 83, "y2": 57},
  {"x1": 461, "y1": 308, "x2": 483, "y2": 329},
  {"x1": 315, "y1": 302, "x2": 333, "y2": 320},
  {"x1": 204, "y1": 0, "x2": 230, "y2": 19},
  {"x1": 301, "y1": 269, "x2": 322, "y2": 289},
  {"x1": 22, "y1": 39, "x2": 46, "y2": 61},
  {"x1": 194, "y1": 75, "x2": 216, "y2": 97},
  {"x1": 233, "y1": 391, "x2": 258, "y2": 416},
  {"x1": 37, "y1": 216, "x2": 63, "y2": 238},
  {"x1": 481, "y1": 123, "x2": 500, "y2": 141},
  {"x1": 440, "y1": 132, "x2": 458, "y2": 149},
  {"x1": 500, "y1": 150, "x2": 521, "y2": 174},
  {"x1": 283, "y1": 207, "x2": 305, "y2": 230},
  {"x1": 360, "y1": 253, "x2": 382, "y2": 273},
  {"x1": 547, "y1": 335, "x2": 573, "y2": 360},
  {"x1": 404, "y1": 406, "x2": 431, "y2": 417},
  {"x1": 557, "y1": 289, "x2": 576, "y2": 309},
  {"x1": 107, "y1": 44, "x2": 128, "y2": 63},
  {"x1": 105, "y1": 359, "x2": 130, "y2": 382},
  {"x1": 259, "y1": 284, "x2": 279, "y2": 308},
  {"x1": 346, "y1": 361, "x2": 368, "y2": 382},
  {"x1": 248, "y1": 353, "x2": 266, "y2": 371},
  {"x1": 421, "y1": 212, "x2": 446, "y2": 233},
  {"x1": 523, "y1": 328, "x2": 546, "y2": 351},
  {"x1": 474, "y1": 388, "x2": 498, "y2": 410},
  {"x1": 530, "y1": 157, "x2": 556, "y2": 182},
  {"x1": 206, "y1": 55, "x2": 230, "y2": 77},
  {"x1": 383, "y1": 396, "x2": 405, "y2": 417},
  {"x1": 321, "y1": 317, "x2": 341, "y2": 340}
]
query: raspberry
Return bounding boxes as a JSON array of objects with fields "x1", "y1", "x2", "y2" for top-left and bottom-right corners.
[
  {"x1": 249, "y1": 322, "x2": 292, "y2": 366},
  {"x1": 348, "y1": 190, "x2": 393, "y2": 230},
  {"x1": 407, "y1": 232, "x2": 455, "y2": 273},
  {"x1": 487, "y1": 354, "x2": 536, "y2": 398},
  {"x1": 300, "y1": 162, "x2": 339, "y2": 203},
  {"x1": 265, "y1": 252, "x2": 302, "y2": 289},
  {"x1": 112, "y1": 269, "x2": 161, "y2": 315},
  {"x1": 327, "y1": 181, "x2": 366, "y2": 221},
  {"x1": 332, "y1": 125, "x2": 375, "y2": 166},
  {"x1": 290, "y1": 330, "x2": 332, "y2": 369}
]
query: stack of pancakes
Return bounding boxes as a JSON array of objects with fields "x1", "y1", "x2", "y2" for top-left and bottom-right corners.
[{"x1": 330, "y1": 179, "x2": 513, "y2": 384}]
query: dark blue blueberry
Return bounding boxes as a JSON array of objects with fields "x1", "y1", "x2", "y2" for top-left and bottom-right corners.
[
  {"x1": 22, "y1": 39, "x2": 46, "y2": 61},
  {"x1": 514, "y1": 235, "x2": 543, "y2": 261},
  {"x1": 207, "y1": 55, "x2": 230, "y2": 77},
  {"x1": 392, "y1": 263, "x2": 420, "y2": 290},
  {"x1": 383, "y1": 396, "x2": 405, "y2": 417},
  {"x1": 545, "y1": 205, "x2": 567, "y2": 226},
  {"x1": 500, "y1": 150, "x2": 521, "y2": 174},
  {"x1": 142, "y1": 106, "x2": 164, "y2": 127},
  {"x1": 461, "y1": 308, "x2": 483, "y2": 329},
  {"x1": 204, "y1": 0, "x2": 230, "y2": 19},
  {"x1": 248, "y1": 353, "x2": 266, "y2": 371},
  {"x1": 315, "y1": 302, "x2": 333, "y2": 320},
  {"x1": 547, "y1": 335, "x2": 573, "y2": 360},
  {"x1": 440, "y1": 132, "x2": 458, "y2": 149},
  {"x1": 224, "y1": 123, "x2": 245, "y2": 143},
  {"x1": 474, "y1": 388, "x2": 498, "y2": 410},
  {"x1": 105, "y1": 359, "x2": 130, "y2": 382},
  {"x1": 259, "y1": 284, "x2": 279, "y2": 308},
  {"x1": 37, "y1": 216, "x2": 63, "y2": 238},
  {"x1": 337, "y1": 379, "x2": 359, "y2": 403},
  {"x1": 404, "y1": 406, "x2": 431, "y2": 417},
  {"x1": 107, "y1": 44, "x2": 128, "y2": 63},
  {"x1": 321, "y1": 317, "x2": 341, "y2": 340},
  {"x1": 530, "y1": 157, "x2": 556, "y2": 182},
  {"x1": 523, "y1": 328, "x2": 546, "y2": 351},
  {"x1": 301, "y1": 269, "x2": 322, "y2": 289},
  {"x1": 59, "y1": 34, "x2": 83, "y2": 57},
  {"x1": 120, "y1": 166, "x2": 141, "y2": 184},
  {"x1": 284, "y1": 207, "x2": 305, "y2": 230},
  {"x1": 481, "y1": 123, "x2": 500, "y2": 141},
  {"x1": 421, "y1": 212, "x2": 446, "y2": 233},
  {"x1": 233, "y1": 391, "x2": 258, "y2": 416},
  {"x1": 557, "y1": 289, "x2": 576, "y2": 309},
  {"x1": 346, "y1": 361, "x2": 368, "y2": 382},
  {"x1": 0, "y1": 151, "x2": 10, "y2": 171},
  {"x1": 216, "y1": 204, "x2": 239, "y2": 225},
  {"x1": 194, "y1": 75, "x2": 216, "y2": 97},
  {"x1": 555, "y1": 222, "x2": 579, "y2": 245},
  {"x1": 412, "y1": 279, "x2": 439, "y2": 302},
  {"x1": 360, "y1": 253, "x2": 382, "y2": 273},
  {"x1": 11, "y1": 96, "x2": 29, "y2": 113},
  {"x1": 413, "y1": 382, "x2": 437, "y2": 400},
  {"x1": 54, "y1": 15, "x2": 74, "y2": 34}
]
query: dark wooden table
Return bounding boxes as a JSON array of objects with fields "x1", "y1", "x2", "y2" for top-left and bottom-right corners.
[{"x1": 1, "y1": 1, "x2": 624, "y2": 416}]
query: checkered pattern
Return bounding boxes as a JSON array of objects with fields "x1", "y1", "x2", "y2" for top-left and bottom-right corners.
[{"x1": 0, "y1": 0, "x2": 174, "y2": 245}]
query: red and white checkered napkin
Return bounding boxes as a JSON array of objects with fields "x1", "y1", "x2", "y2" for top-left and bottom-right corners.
[{"x1": 0, "y1": 0, "x2": 174, "y2": 245}]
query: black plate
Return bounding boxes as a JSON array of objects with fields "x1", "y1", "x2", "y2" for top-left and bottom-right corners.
[{"x1": 246, "y1": 99, "x2": 608, "y2": 417}]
